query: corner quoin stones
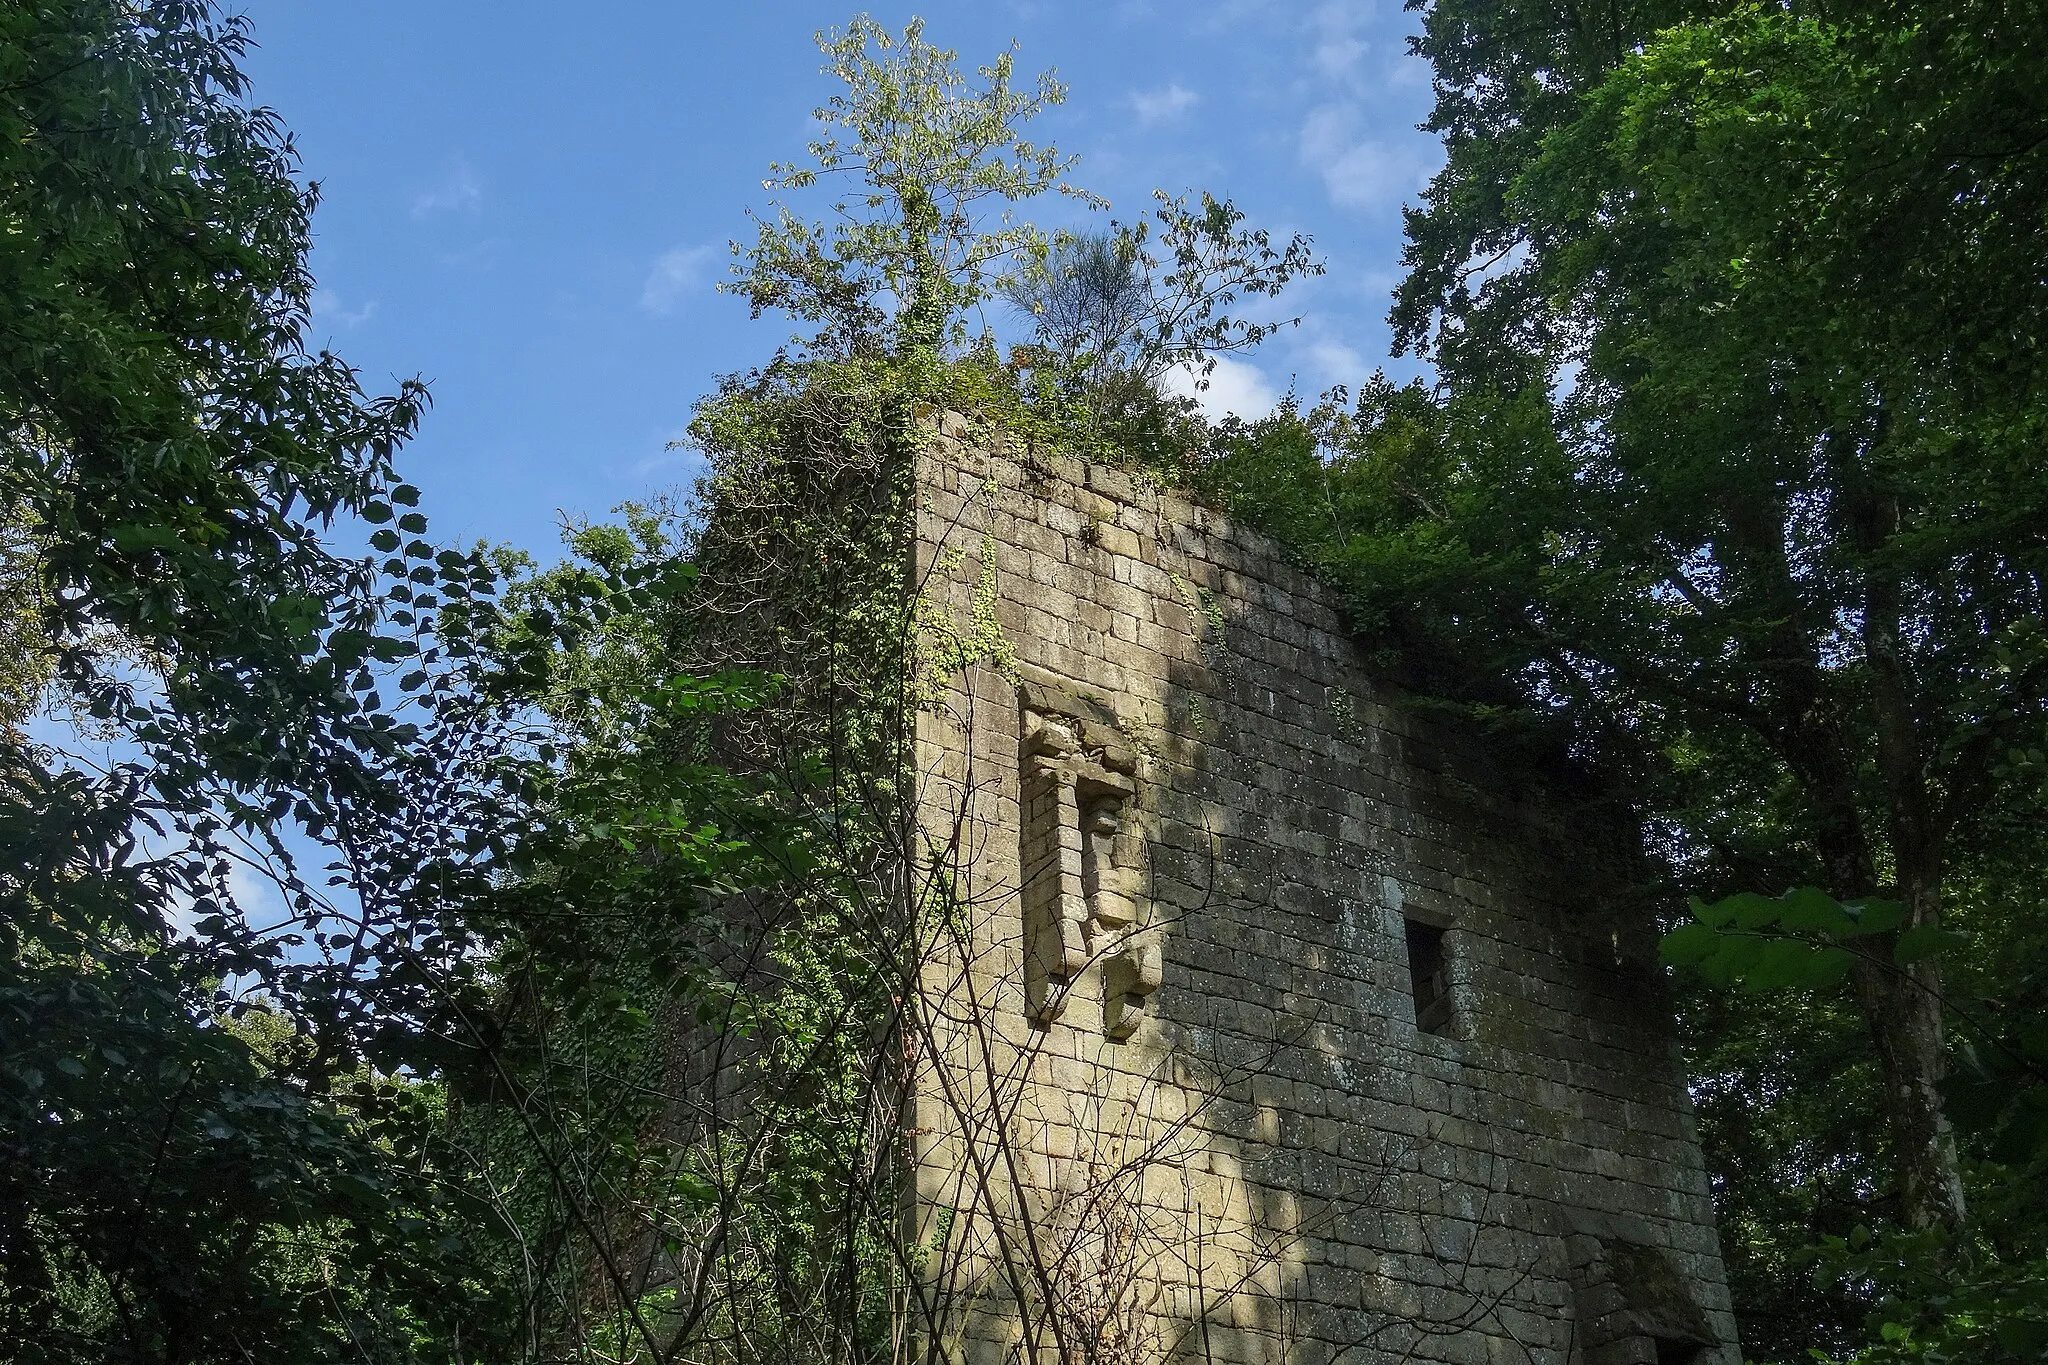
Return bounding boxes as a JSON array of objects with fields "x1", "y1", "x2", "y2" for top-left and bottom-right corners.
[{"x1": 909, "y1": 412, "x2": 1740, "y2": 1365}]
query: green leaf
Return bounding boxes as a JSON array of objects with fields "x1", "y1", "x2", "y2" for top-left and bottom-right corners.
[
  {"x1": 1687, "y1": 893, "x2": 1734, "y2": 928},
  {"x1": 1661, "y1": 919, "x2": 1721, "y2": 966},
  {"x1": 2017, "y1": 1020, "x2": 2048, "y2": 1064},
  {"x1": 1893, "y1": 924, "x2": 1968, "y2": 965},
  {"x1": 1842, "y1": 898, "x2": 1906, "y2": 937},
  {"x1": 111, "y1": 523, "x2": 186, "y2": 552},
  {"x1": 1699, "y1": 932, "x2": 1765, "y2": 987},
  {"x1": 1994, "y1": 1318, "x2": 2048, "y2": 1355},
  {"x1": 1777, "y1": 887, "x2": 1852, "y2": 934},
  {"x1": 1729, "y1": 893, "x2": 1787, "y2": 931},
  {"x1": 1743, "y1": 938, "x2": 1852, "y2": 992}
]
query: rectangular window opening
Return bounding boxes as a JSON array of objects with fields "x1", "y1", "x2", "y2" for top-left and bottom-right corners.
[
  {"x1": 1404, "y1": 918, "x2": 1453, "y2": 1036},
  {"x1": 1653, "y1": 1341, "x2": 1705, "y2": 1365}
]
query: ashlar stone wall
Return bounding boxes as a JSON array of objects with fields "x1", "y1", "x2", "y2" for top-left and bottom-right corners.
[{"x1": 906, "y1": 418, "x2": 1739, "y2": 1365}]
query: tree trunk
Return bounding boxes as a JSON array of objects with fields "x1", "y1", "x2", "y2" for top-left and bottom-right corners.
[
  {"x1": 1765, "y1": 662, "x2": 1967, "y2": 1231},
  {"x1": 1850, "y1": 481, "x2": 1968, "y2": 1231},
  {"x1": 1848, "y1": 944, "x2": 1967, "y2": 1230},
  {"x1": 1736, "y1": 458, "x2": 1972, "y2": 1234},
  {"x1": 1793, "y1": 706, "x2": 1969, "y2": 1231},
  {"x1": 1792, "y1": 758, "x2": 1965, "y2": 1229}
]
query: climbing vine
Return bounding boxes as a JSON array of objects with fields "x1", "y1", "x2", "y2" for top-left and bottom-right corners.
[
  {"x1": 448, "y1": 17, "x2": 1326, "y2": 1364},
  {"x1": 913, "y1": 519, "x2": 1018, "y2": 708}
]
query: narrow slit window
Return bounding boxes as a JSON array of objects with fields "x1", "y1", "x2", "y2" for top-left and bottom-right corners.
[{"x1": 1404, "y1": 918, "x2": 1453, "y2": 1036}]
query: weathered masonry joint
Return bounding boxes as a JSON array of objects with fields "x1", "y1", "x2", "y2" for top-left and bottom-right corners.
[{"x1": 910, "y1": 420, "x2": 1741, "y2": 1365}]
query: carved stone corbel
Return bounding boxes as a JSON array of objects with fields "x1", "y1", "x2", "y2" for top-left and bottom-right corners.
[{"x1": 1103, "y1": 941, "x2": 1164, "y2": 1039}]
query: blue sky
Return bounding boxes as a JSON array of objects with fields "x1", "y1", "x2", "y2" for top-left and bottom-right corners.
[{"x1": 244, "y1": 1, "x2": 1440, "y2": 561}]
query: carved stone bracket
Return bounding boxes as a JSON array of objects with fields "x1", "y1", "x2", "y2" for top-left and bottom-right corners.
[
  {"x1": 1103, "y1": 941, "x2": 1164, "y2": 1039},
  {"x1": 1017, "y1": 671, "x2": 1161, "y2": 1035}
]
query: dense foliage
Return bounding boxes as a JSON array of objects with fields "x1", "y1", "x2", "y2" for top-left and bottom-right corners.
[
  {"x1": 0, "y1": 2, "x2": 474, "y2": 1358},
  {"x1": 1195, "y1": 0, "x2": 2048, "y2": 1357}
]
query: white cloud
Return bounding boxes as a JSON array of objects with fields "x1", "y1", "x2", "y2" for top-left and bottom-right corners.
[
  {"x1": 1299, "y1": 102, "x2": 1438, "y2": 211},
  {"x1": 411, "y1": 161, "x2": 482, "y2": 218},
  {"x1": 1300, "y1": 104, "x2": 1354, "y2": 160},
  {"x1": 311, "y1": 289, "x2": 376, "y2": 327},
  {"x1": 1387, "y1": 50, "x2": 1433, "y2": 90},
  {"x1": 228, "y1": 861, "x2": 288, "y2": 925},
  {"x1": 620, "y1": 429, "x2": 702, "y2": 479},
  {"x1": 640, "y1": 244, "x2": 719, "y2": 315},
  {"x1": 1192, "y1": 0, "x2": 1282, "y2": 36},
  {"x1": 1163, "y1": 356, "x2": 1281, "y2": 422},
  {"x1": 1320, "y1": 140, "x2": 1434, "y2": 208},
  {"x1": 162, "y1": 858, "x2": 289, "y2": 939},
  {"x1": 1305, "y1": 336, "x2": 1370, "y2": 389},
  {"x1": 1129, "y1": 83, "x2": 1200, "y2": 126},
  {"x1": 1310, "y1": 1, "x2": 1370, "y2": 85}
]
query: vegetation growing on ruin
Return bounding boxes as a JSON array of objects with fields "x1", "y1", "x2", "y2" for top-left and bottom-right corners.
[{"x1": 446, "y1": 21, "x2": 1328, "y2": 1360}]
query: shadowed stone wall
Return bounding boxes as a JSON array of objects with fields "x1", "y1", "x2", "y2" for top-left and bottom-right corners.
[{"x1": 907, "y1": 417, "x2": 1739, "y2": 1365}]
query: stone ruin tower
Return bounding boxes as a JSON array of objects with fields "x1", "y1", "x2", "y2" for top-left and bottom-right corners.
[{"x1": 904, "y1": 418, "x2": 1741, "y2": 1365}]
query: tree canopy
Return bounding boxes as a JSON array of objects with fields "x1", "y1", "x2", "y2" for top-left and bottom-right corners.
[
  {"x1": 1197, "y1": 0, "x2": 2048, "y2": 1354},
  {"x1": 1, "y1": 3, "x2": 506, "y2": 1357}
]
